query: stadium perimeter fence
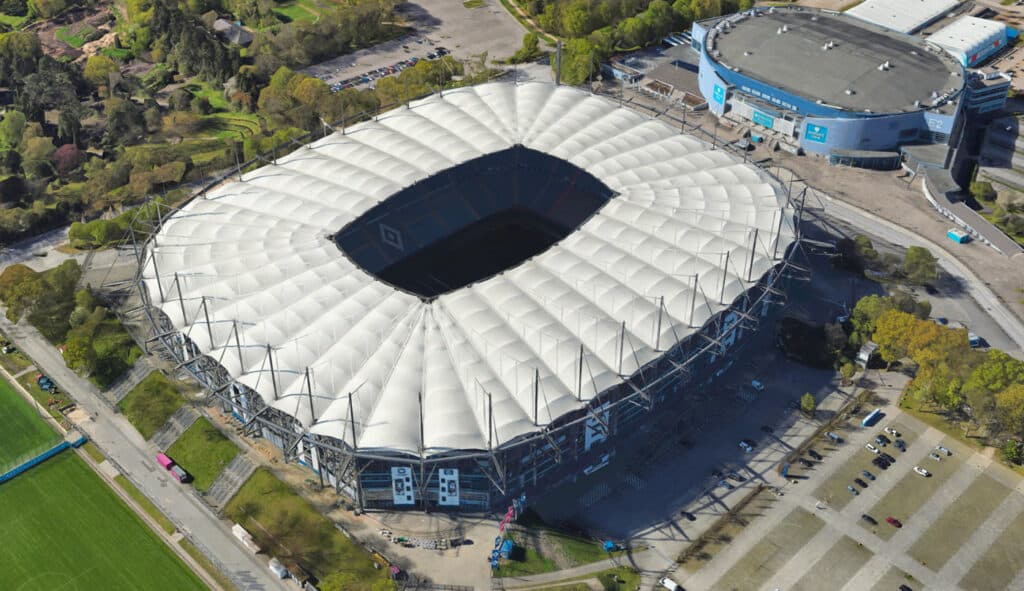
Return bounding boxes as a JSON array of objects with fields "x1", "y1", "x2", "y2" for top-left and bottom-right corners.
[{"x1": 0, "y1": 434, "x2": 86, "y2": 485}]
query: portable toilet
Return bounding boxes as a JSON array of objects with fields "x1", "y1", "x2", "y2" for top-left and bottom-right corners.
[{"x1": 946, "y1": 228, "x2": 970, "y2": 244}]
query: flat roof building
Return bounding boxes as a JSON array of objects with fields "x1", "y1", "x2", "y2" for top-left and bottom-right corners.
[
  {"x1": 846, "y1": 0, "x2": 961, "y2": 35},
  {"x1": 928, "y1": 16, "x2": 1011, "y2": 67}
]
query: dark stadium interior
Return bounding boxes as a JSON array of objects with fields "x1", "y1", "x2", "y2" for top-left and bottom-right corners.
[{"x1": 334, "y1": 146, "x2": 614, "y2": 298}]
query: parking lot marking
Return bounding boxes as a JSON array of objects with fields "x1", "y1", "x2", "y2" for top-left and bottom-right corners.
[
  {"x1": 788, "y1": 535, "x2": 873, "y2": 591},
  {"x1": 959, "y1": 507, "x2": 1024, "y2": 591},
  {"x1": 937, "y1": 481, "x2": 1024, "y2": 586}
]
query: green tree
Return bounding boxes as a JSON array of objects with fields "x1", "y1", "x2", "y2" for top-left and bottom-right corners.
[
  {"x1": 969, "y1": 180, "x2": 996, "y2": 203},
  {"x1": 83, "y1": 55, "x2": 120, "y2": 91},
  {"x1": 840, "y1": 362, "x2": 856, "y2": 385},
  {"x1": 848, "y1": 294, "x2": 894, "y2": 348},
  {"x1": 996, "y1": 384, "x2": 1024, "y2": 436},
  {"x1": 0, "y1": 109, "x2": 26, "y2": 151},
  {"x1": 800, "y1": 392, "x2": 816, "y2": 415},
  {"x1": 873, "y1": 309, "x2": 918, "y2": 367},
  {"x1": 510, "y1": 32, "x2": 541, "y2": 64},
  {"x1": 1002, "y1": 440, "x2": 1023, "y2": 465},
  {"x1": 903, "y1": 246, "x2": 938, "y2": 285}
]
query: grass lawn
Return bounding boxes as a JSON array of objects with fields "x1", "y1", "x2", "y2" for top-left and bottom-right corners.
[
  {"x1": 119, "y1": 371, "x2": 187, "y2": 439},
  {"x1": 862, "y1": 437, "x2": 965, "y2": 541},
  {"x1": 0, "y1": 347, "x2": 33, "y2": 374},
  {"x1": 180, "y1": 539, "x2": 237, "y2": 591},
  {"x1": 0, "y1": 377, "x2": 60, "y2": 468},
  {"x1": 959, "y1": 507, "x2": 1024, "y2": 590},
  {"x1": 908, "y1": 472, "x2": 1010, "y2": 570},
  {"x1": 82, "y1": 441, "x2": 106, "y2": 463},
  {"x1": 101, "y1": 46, "x2": 133, "y2": 61},
  {"x1": 493, "y1": 532, "x2": 557, "y2": 576},
  {"x1": 166, "y1": 417, "x2": 239, "y2": 492},
  {"x1": 791, "y1": 536, "x2": 872, "y2": 591},
  {"x1": 185, "y1": 80, "x2": 232, "y2": 112},
  {"x1": 274, "y1": 0, "x2": 318, "y2": 23},
  {"x1": 0, "y1": 453, "x2": 205, "y2": 590},
  {"x1": 16, "y1": 372, "x2": 69, "y2": 421},
  {"x1": 114, "y1": 474, "x2": 176, "y2": 535},
  {"x1": 0, "y1": 12, "x2": 28, "y2": 28},
  {"x1": 463, "y1": 0, "x2": 485, "y2": 7},
  {"x1": 714, "y1": 508, "x2": 824, "y2": 591},
  {"x1": 226, "y1": 468, "x2": 392, "y2": 584},
  {"x1": 55, "y1": 24, "x2": 95, "y2": 48}
]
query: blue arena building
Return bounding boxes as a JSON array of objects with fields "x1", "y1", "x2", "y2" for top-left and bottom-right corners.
[{"x1": 691, "y1": 7, "x2": 1002, "y2": 162}]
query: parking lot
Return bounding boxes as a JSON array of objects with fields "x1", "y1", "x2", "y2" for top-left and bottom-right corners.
[
  {"x1": 678, "y1": 390, "x2": 1024, "y2": 591},
  {"x1": 302, "y1": 0, "x2": 525, "y2": 90}
]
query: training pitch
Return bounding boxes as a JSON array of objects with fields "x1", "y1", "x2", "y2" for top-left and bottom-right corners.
[
  {"x1": 0, "y1": 378, "x2": 59, "y2": 467},
  {"x1": 0, "y1": 452, "x2": 206, "y2": 590}
]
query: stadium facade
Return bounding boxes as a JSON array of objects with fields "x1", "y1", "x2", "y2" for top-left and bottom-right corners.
[
  {"x1": 693, "y1": 7, "x2": 975, "y2": 159},
  {"x1": 137, "y1": 82, "x2": 798, "y2": 512}
]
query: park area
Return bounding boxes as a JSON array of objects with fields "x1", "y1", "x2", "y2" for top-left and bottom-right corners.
[
  {"x1": 119, "y1": 371, "x2": 187, "y2": 439},
  {"x1": 166, "y1": 417, "x2": 239, "y2": 492},
  {"x1": 0, "y1": 452, "x2": 206, "y2": 590}
]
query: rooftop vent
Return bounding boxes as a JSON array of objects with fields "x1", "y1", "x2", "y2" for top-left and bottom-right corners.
[
  {"x1": 931, "y1": 91, "x2": 939, "y2": 99},
  {"x1": 811, "y1": 15, "x2": 818, "y2": 21},
  {"x1": 914, "y1": 100, "x2": 921, "y2": 107},
  {"x1": 845, "y1": 88, "x2": 855, "y2": 95},
  {"x1": 744, "y1": 50, "x2": 752, "y2": 56},
  {"x1": 783, "y1": 24, "x2": 789, "y2": 33},
  {"x1": 777, "y1": 27, "x2": 783, "y2": 34},
  {"x1": 884, "y1": 61, "x2": 891, "y2": 68}
]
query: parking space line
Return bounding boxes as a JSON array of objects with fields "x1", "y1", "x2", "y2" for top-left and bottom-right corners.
[{"x1": 937, "y1": 487, "x2": 1024, "y2": 586}]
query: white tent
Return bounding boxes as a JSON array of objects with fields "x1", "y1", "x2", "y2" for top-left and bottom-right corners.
[{"x1": 143, "y1": 82, "x2": 796, "y2": 457}]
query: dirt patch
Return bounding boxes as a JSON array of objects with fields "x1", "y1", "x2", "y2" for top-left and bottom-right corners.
[{"x1": 26, "y1": 4, "x2": 115, "y2": 61}]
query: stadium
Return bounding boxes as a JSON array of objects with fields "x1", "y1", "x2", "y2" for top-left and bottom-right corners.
[
  {"x1": 693, "y1": 6, "x2": 970, "y2": 161},
  {"x1": 136, "y1": 82, "x2": 798, "y2": 512}
]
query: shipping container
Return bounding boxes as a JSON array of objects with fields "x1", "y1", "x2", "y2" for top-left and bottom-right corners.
[{"x1": 155, "y1": 452, "x2": 174, "y2": 470}]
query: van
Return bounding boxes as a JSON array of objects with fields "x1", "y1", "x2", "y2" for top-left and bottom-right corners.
[
  {"x1": 155, "y1": 452, "x2": 174, "y2": 470},
  {"x1": 170, "y1": 465, "x2": 191, "y2": 483},
  {"x1": 659, "y1": 577, "x2": 682, "y2": 590}
]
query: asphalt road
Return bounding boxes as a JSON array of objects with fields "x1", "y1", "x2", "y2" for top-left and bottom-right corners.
[{"x1": 0, "y1": 314, "x2": 289, "y2": 591}]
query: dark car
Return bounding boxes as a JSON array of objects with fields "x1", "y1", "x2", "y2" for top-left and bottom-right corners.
[
  {"x1": 886, "y1": 516, "x2": 902, "y2": 528},
  {"x1": 798, "y1": 458, "x2": 813, "y2": 468},
  {"x1": 808, "y1": 449, "x2": 822, "y2": 460},
  {"x1": 854, "y1": 478, "x2": 868, "y2": 488},
  {"x1": 861, "y1": 514, "x2": 877, "y2": 525},
  {"x1": 876, "y1": 434, "x2": 890, "y2": 445},
  {"x1": 872, "y1": 457, "x2": 890, "y2": 469},
  {"x1": 894, "y1": 439, "x2": 906, "y2": 451},
  {"x1": 881, "y1": 452, "x2": 896, "y2": 463},
  {"x1": 680, "y1": 511, "x2": 696, "y2": 521},
  {"x1": 861, "y1": 470, "x2": 875, "y2": 481},
  {"x1": 899, "y1": 585, "x2": 914, "y2": 591},
  {"x1": 726, "y1": 472, "x2": 747, "y2": 483}
]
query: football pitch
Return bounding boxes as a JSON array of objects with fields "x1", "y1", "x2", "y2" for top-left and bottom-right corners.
[
  {"x1": 0, "y1": 377, "x2": 60, "y2": 467},
  {"x1": 0, "y1": 452, "x2": 207, "y2": 590}
]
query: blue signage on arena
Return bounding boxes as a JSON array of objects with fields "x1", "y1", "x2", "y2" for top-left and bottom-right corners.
[
  {"x1": 751, "y1": 111, "x2": 774, "y2": 129},
  {"x1": 805, "y1": 123, "x2": 829, "y2": 143},
  {"x1": 712, "y1": 84, "x2": 725, "y2": 104}
]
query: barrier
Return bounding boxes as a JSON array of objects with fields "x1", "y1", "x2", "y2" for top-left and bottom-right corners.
[{"x1": 0, "y1": 441, "x2": 72, "y2": 484}]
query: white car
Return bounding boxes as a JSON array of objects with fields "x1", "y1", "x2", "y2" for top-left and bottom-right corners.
[
  {"x1": 929, "y1": 452, "x2": 942, "y2": 461},
  {"x1": 936, "y1": 445, "x2": 952, "y2": 456},
  {"x1": 865, "y1": 443, "x2": 880, "y2": 454},
  {"x1": 914, "y1": 466, "x2": 931, "y2": 477},
  {"x1": 659, "y1": 576, "x2": 682, "y2": 591},
  {"x1": 884, "y1": 426, "x2": 901, "y2": 437},
  {"x1": 751, "y1": 380, "x2": 765, "y2": 391},
  {"x1": 739, "y1": 440, "x2": 755, "y2": 453}
]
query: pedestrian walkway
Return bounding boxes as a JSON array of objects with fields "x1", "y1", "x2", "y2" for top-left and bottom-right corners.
[
  {"x1": 152, "y1": 406, "x2": 200, "y2": 450},
  {"x1": 207, "y1": 454, "x2": 258, "y2": 509}
]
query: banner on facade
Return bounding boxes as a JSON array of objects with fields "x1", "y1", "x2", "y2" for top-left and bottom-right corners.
[
  {"x1": 391, "y1": 466, "x2": 415, "y2": 505},
  {"x1": 438, "y1": 468, "x2": 460, "y2": 506}
]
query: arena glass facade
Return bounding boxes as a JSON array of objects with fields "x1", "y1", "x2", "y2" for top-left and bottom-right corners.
[{"x1": 692, "y1": 9, "x2": 966, "y2": 157}]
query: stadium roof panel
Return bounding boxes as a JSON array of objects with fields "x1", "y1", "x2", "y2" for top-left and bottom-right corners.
[
  {"x1": 846, "y1": 0, "x2": 960, "y2": 34},
  {"x1": 928, "y1": 16, "x2": 1007, "y2": 60},
  {"x1": 711, "y1": 11, "x2": 963, "y2": 113},
  {"x1": 143, "y1": 83, "x2": 796, "y2": 457}
]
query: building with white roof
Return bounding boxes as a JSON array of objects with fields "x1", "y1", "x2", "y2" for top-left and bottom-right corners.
[
  {"x1": 928, "y1": 16, "x2": 1010, "y2": 67},
  {"x1": 846, "y1": 0, "x2": 961, "y2": 35},
  {"x1": 139, "y1": 82, "x2": 798, "y2": 511}
]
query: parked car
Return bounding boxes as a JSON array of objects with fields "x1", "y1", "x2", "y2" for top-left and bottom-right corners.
[
  {"x1": 726, "y1": 472, "x2": 747, "y2": 483},
  {"x1": 914, "y1": 466, "x2": 931, "y2": 477},
  {"x1": 854, "y1": 478, "x2": 868, "y2": 488},
  {"x1": 825, "y1": 431, "x2": 842, "y2": 443},
  {"x1": 894, "y1": 439, "x2": 906, "y2": 451},
  {"x1": 875, "y1": 434, "x2": 890, "y2": 446},
  {"x1": 865, "y1": 443, "x2": 880, "y2": 454},
  {"x1": 680, "y1": 511, "x2": 696, "y2": 521},
  {"x1": 873, "y1": 457, "x2": 890, "y2": 469},
  {"x1": 847, "y1": 485, "x2": 859, "y2": 495},
  {"x1": 798, "y1": 458, "x2": 813, "y2": 468},
  {"x1": 881, "y1": 452, "x2": 896, "y2": 463},
  {"x1": 719, "y1": 479, "x2": 734, "y2": 490},
  {"x1": 886, "y1": 516, "x2": 902, "y2": 528},
  {"x1": 899, "y1": 585, "x2": 914, "y2": 591},
  {"x1": 929, "y1": 452, "x2": 942, "y2": 461},
  {"x1": 751, "y1": 379, "x2": 765, "y2": 391},
  {"x1": 739, "y1": 440, "x2": 755, "y2": 453},
  {"x1": 861, "y1": 514, "x2": 877, "y2": 525},
  {"x1": 170, "y1": 464, "x2": 191, "y2": 483},
  {"x1": 884, "y1": 425, "x2": 901, "y2": 437},
  {"x1": 936, "y1": 445, "x2": 952, "y2": 456},
  {"x1": 808, "y1": 449, "x2": 822, "y2": 461},
  {"x1": 659, "y1": 577, "x2": 682, "y2": 591},
  {"x1": 861, "y1": 469, "x2": 875, "y2": 481}
]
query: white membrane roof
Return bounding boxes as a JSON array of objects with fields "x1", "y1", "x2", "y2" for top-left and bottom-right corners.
[
  {"x1": 144, "y1": 82, "x2": 796, "y2": 457},
  {"x1": 846, "y1": 0, "x2": 959, "y2": 34},
  {"x1": 929, "y1": 16, "x2": 1007, "y2": 60}
]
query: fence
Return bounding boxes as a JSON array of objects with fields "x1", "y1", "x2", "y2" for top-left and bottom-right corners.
[{"x1": 0, "y1": 438, "x2": 77, "y2": 485}]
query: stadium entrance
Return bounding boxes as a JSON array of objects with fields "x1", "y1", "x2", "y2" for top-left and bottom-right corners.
[{"x1": 334, "y1": 146, "x2": 614, "y2": 298}]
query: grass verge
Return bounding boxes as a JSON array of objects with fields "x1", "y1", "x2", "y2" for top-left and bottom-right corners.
[
  {"x1": 0, "y1": 347, "x2": 33, "y2": 374},
  {"x1": 82, "y1": 441, "x2": 106, "y2": 463},
  {"x1": 166, "y1": 417, "x2": 240, "y2": 492},
  {"x1": 0, "y1": 375, "x2": 59, "y2": 466},
  {"x1": 119, "y1": 371, "x2": 187, "y2": 439},
  {"x1": 115, "y1": 474, "x2": 177, "y2": 535},
  {"x1": 225, "y1": 468, "x2": 392, "y2": 584},
  {"x1": 180, "y1": 538, "x2": 238, "y2": 591},
  {"x1": 0, "y1": 453, "x2": 204, "y2": 590}
]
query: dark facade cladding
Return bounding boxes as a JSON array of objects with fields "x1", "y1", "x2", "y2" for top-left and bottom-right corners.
[{"x1": 155, "y1": 263, "x2": 789, "y2": 512}]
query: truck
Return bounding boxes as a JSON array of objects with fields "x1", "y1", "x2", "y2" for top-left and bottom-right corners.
[
  {"x1": 861, "y1": 408, "x2": 883, "y2": 428},
  {"x1": 947, "y1": 228, "x2": 970, "y2": 244}
]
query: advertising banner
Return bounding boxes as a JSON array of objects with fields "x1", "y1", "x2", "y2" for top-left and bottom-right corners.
[
  {"x1": 438, "y1": 468, "x2": 460, "y2": 506},
  {"x1": 391, "y1": 466, "x2": 415, "y2": 505},
  {"x1": 805, "y1": 123, "x2": 829, "y2": 143}
]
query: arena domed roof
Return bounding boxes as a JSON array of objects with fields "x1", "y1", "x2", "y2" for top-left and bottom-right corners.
[{"x1": 143, "y1": 82, "x2": 797, "y2": 457}]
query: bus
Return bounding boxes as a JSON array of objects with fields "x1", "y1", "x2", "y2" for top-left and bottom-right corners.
[{"x1": 861, "y1": 408, "x2": 883, "y2": 428}]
